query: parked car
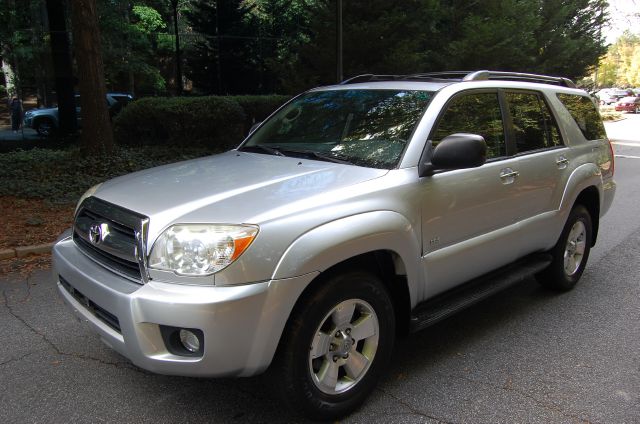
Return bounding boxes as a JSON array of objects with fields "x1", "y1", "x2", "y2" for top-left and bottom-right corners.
[
  {"x1": 615, "y1": 96, "x2": 640, "y2": 113},
  {"x1": 596, "y1": 88, "x2": 634, "y2": 105},
  {"x1": 53, "y1": 71, "x2": 615, "y2": 420},
  {"x1": 23, "y1": 93, "x2": 133, "y2": 136}
]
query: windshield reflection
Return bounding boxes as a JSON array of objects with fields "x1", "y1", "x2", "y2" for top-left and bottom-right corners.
[{"x1": 242, "y1": 89, "x2": 433, "y2": 169}]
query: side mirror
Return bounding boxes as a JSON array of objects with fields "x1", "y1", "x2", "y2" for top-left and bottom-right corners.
[{"x1": 420, "y1": 133, "x2": 487, "y2": 176}]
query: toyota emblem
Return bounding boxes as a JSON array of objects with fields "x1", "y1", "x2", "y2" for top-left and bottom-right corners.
[{"x1": 89, "y1": 223, "x2": 108, "y2": 245}]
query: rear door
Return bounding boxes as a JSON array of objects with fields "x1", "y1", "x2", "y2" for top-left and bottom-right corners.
[{"x1": 502, "y1": 90, "x2": 570, "y2": 251}]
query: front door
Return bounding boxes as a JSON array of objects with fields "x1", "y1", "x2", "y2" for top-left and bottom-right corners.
[{"x1": 420, "y1": 90, "x2": 524, "y2": 298}]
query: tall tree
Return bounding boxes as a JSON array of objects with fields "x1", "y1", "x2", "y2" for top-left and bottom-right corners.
[
  {"x1": 599, "y1": 31, "x2": 640, "y2": 87},
  {"x1": 170, "y1": 0, "x2": 183, "y2": 95},
  {"x1": 185, "y1": 0, "x2": 260, "y2": 94},
  {"x1": 98, "y1": 1, "x2": 167, "y2": 95},
  {"x1": 441, "y1": 0, "x2": 538, "y2": 71},
  {"x1": 70, "y1": 0, "x2": 114, "y2": 153},
  {"x1": 533, "y1": 0, "x2": 608, "y2": 79},
  {"x1": 290, "y1": 0, "x2": 446, "y2": 90},
  {"x1": 46, "y1": 0, "x2": 77, "y2": 135}
]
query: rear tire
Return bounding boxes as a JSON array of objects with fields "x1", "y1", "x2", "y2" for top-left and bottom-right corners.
[
  {"x1": 537, "y1": 205, "x2": 592, "y2": 291},
  {"x1": 270, "y1": 269, "x2": 395, "y2": 420}
]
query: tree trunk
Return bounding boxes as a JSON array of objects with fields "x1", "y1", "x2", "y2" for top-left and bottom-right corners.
[
  {"x1": 33, "y1": 0, "x2": 53, "y2": 107},
  {"x1": 46, "y1": 0, "x2": 77, "y2": 134},
  {"x1": 171, "y1": 0, "x2": 183, "y2": 95},
  {"x1": 70, "y1": 0, "x2": 114, "y2": 153}
]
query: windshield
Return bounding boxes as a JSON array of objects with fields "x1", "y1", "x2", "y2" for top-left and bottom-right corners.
[{"x1": 241, "y1": 89, "x2": 434, "y2": 169}]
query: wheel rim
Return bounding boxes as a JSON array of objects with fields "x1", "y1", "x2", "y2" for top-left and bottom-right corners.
[
  {"x1": 37, "y1": 122, "x2": 51, "y2": 136},
  {"x1": 308, "y1": 298, "x2": 379, "y2": 395},
  {"x1": 563, "y1": 220, "x2": 587, "y2": 276}
]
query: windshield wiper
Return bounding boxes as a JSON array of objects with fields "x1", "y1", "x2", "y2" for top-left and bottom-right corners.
[
  {"x1": 282, "y1": 149, "x2": 355, "y2": 165},
  {"x1": 239, "y1": 145, "x2": 286, "y2": 157}
]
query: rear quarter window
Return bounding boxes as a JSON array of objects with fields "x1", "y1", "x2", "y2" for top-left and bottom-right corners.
[{"x1": 556, "y1": 94, "x2": 606, "y2": 141}]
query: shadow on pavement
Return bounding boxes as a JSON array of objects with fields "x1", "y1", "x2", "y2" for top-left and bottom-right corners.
[{"x1": 0, "y1": 128, "x2": 74, "y2": 152}]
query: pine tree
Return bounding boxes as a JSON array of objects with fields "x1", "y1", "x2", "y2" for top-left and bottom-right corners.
[{"x1": 533, "y1": 0, "x2": 608, "y2": 79}]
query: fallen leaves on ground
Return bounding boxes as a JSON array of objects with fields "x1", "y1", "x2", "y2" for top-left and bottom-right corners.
[
  {"x1": 0, "y1": 255, "x2": 52, "y2": 277},
  {"x1": 1, "y1": 196, "x2": 74, "y2": 250}
]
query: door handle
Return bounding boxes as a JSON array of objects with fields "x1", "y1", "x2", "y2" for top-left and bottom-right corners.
[
  {"x1": 499, "y1": 168, "x2": 519, "y2": 184},
  {"x1": 556, "y1": 156, "x2": 569, "y2": 169}
]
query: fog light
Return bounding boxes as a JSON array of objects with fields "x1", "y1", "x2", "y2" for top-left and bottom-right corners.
[{"x1": 179, "y1": 329, "x2": 200, "y2": 353}]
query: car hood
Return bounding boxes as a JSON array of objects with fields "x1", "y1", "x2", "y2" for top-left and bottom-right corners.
[
  {"x1": 26, "y1": 107, "x2": 58, "y2": 115},
  {"x1": 93, "y1": 150, "x2": 388, "y2": 239}
]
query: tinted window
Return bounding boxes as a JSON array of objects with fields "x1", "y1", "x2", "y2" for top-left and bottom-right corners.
[
  {"x1": 506, "y1": 92, "x2": 562, "y2": 153},
  {"x1": 432, "y1": 92, "x2": 505, "y2": 159},
  {"x1": 557, "y1": 94, "x2": 606, "y2": 140}
]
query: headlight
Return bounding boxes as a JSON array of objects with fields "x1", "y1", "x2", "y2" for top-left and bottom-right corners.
[
  {"x1": 75, "y1": 183, "x2": 102, "y2": 215},
  {"x1": 148, "y1": 224, "x2": 259, "y2": 276}
]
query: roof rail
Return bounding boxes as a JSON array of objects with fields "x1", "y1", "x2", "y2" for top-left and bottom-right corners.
[
  {"x1": 340, "y1": 74, "x2": 401, "y2": 84},
  {"x1": 464, "y1": 70, "x2": 576, "y2": 88},
  {"x1": 340, "y1": 70, "x2": 576, "y2": 88}
]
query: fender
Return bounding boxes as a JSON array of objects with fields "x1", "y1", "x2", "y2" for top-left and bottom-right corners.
[
  {"x1": 272, "y1": 211, "x2": 423, "y2": 307},
  {"x1": 558, "y1": 162, "x2": 603, "y2": 217}
]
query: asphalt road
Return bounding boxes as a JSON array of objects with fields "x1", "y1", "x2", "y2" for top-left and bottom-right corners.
[{"x1": 1, "y1": 116, "x2": 639, "y2": 423}]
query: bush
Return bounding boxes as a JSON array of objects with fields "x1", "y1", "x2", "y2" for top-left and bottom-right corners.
[
  {"x1": 0, "y1": 145, "x2": 213, "y2": 204},
  {"x1": 113, "y1": 95, "x2": 290, "y2": 150},
  {"x1": 230, "y1": 95, "x2": 291, "y2": 133}
]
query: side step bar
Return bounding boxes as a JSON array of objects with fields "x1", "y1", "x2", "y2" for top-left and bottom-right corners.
[{"x1": 409, "y1": 253, "x2": 552, "y2": 333}]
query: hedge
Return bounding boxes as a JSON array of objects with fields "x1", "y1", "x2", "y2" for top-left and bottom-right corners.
[
  {"x1": 113, "y1": 95, "x2": 290, "y2": 151},
  {"x1": 0, "y1": 145, "x2": 213, "y2": 203}
]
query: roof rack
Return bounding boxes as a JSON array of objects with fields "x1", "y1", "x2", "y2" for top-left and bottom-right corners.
[{"x1": 340, "y1": 70, "x2": 576, "y2": 88}]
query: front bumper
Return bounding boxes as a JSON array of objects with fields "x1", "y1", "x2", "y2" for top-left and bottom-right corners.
[{"x1": 53, "y1": 237, "x2": 315, "y2": 377}]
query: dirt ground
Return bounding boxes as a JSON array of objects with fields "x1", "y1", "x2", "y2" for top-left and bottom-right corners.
[
  {"x1": 0, "y1": 196, "x2": 74, "y2": 250},
  {"x1": 0, "y1": 196, "x2": 73, "y2": 276}
]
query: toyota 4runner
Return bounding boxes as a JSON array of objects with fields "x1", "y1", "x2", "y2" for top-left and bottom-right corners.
[{"x1": 53, "y1": 71, "x2": 616, "y2": 420}]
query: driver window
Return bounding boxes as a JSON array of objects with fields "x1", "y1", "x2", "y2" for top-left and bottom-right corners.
[{"x1": 432, "y1": 93, "x2": 506, "y2": 159}]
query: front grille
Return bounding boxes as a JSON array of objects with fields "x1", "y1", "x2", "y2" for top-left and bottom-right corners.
[
  {"x1": 59, "y1": 276, "x2": 121, "y2": 333},
  {"x1": 73, "y1": 197, "x2": 149, "y2": 284}
]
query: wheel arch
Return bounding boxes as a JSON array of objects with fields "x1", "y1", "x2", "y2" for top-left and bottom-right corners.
[
  {"x1": 33, "y1": 115, "x2": 57, "y2": 127},
  {"x1": 272, "y1": 211, "x2": 420, "y2": 336},
  {"x1": 574, "y1": 186, "x2": 600, "y2": 246},
  {"x1": 558, "y1": 163, "x2": 603, "y2": 246}
]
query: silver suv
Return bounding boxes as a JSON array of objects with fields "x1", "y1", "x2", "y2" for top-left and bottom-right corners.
[{"x1": 53, "y1": 71, "x2": 616, "y2": 420}]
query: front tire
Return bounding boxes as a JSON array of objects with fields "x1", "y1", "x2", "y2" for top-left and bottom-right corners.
[
  {"x1": 537, "y1": 205, "x2": 592, "y2": 291},
  {"x1": 34, "y1": 118, "x2": 55, "y2": 137},
  {"x1": 270, "y1": 269, "x2": 395, "y2": 420}
]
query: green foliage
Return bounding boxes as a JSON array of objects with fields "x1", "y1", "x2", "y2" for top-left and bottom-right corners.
[
  {"x1": 113, "y1": 95, "x2": 290, "y2": 148},
  {"x1": 98, "y1": 1, "x2": 171, "y2": 95},
  {"x1": 598, "y1": 32, "x2": 640, "y2": 87},
  {"x1": 229, "y1": 94, "x2": 291, "y2": 131},
  {"x1": 533, "y1": 0, "x2": 608, "y2": 79},
  {"x1": 442, "y1": 0, "x2": 538, "y2": 71},
  {"x1": 132, "y1": 5, "x2": 165, "y2": 34},
  {"x1": 114, "y1": 96, "x2": 286, "y2": 151},
  {"x1": 0, "y1": 145, "x2": 212, "y2": 204},
  {"x1": 184, "y1": 0, "x2": 262, "y2": 94}
]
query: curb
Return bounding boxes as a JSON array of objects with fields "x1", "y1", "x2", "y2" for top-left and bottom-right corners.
[{"x1": 0, "y1": 243, "x2": 55, "y2": 260}]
